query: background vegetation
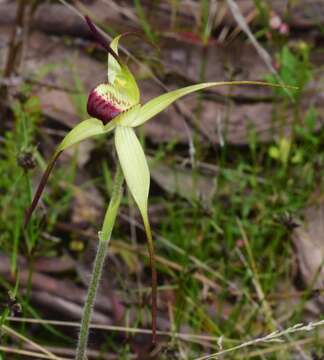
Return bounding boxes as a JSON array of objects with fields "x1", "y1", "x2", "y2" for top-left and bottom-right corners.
[{"x1": 0, "y1": 0, "x2": 323, "y2": 359}]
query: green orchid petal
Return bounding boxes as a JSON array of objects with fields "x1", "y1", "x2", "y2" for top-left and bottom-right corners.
[
  {"x1": 114, "y1": 126, "x2": 149, "y2": 218},
  {"x1": 58, "y1": 118, "x2": 110, "y2": 152},
  {"x1": 25, "y1": 118, "x2": 114, "y2": 227},
  {"x1": 113, "y1": 104, "x2": 141, "y2": 127},
  {"x1": 108, "y1": 35, "x2": 122, "y2": 85},
  {"x1": 131, "y1": 81, "x2": 292, "y2": 127},
  {"x1": 114, "y1": 125, "x2": 158, "y2": 341},
  {"x1": 108, "y1": 36, "x2": 140, "y2": 106}
]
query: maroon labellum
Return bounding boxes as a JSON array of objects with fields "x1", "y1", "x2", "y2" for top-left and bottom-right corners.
[{"x1": 87, "y1": 85, "x2": 123, "y2": 124}]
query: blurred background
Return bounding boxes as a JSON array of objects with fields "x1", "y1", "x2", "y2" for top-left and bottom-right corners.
[{"x1": 0, "y1": 0, "x2": 323, "y2": 359}]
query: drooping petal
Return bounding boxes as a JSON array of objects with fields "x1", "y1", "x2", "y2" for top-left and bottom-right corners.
[
  {"x1": 130, "y1": 81, "x2": 293, "y2": 127},
  {"x1": 108, "y1": 36, "x2": 140, "y2": 106},
  {"x1": 114, "y1": 126, "x2": 157, "y2": 342},
  {"x1": 25, "y1": 119, "x2": 111, "y2": 226},
  {"x1": 58, "y1": 118, "x2": 108, "y2": 152},
  {"x1": 114, "y1": 126, "x2": 149, "y2": 217}
]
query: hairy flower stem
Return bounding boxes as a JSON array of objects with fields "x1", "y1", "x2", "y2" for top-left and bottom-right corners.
[
  {"x1": 76, "y1": 165, "x2": 124, "y2": 360},
  {"x1": 142, "y1": 214, "x2": 157, "y2": 344}
]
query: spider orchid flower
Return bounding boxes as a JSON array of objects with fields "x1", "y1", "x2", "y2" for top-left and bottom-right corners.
[{"x1": 25, "y1": 16, "x2": 294, "y2": 343}]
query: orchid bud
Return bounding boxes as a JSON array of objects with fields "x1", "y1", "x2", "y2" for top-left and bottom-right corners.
[
  {"x1": 87, "y1": 83, "x2": 131, "y2": 124},
  {"x1": 17, "y1": 151, "x2": 36, "y2": 171}
]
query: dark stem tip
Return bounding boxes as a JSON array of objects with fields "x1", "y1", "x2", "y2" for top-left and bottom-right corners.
[
  {"x1": 84, "y1": 16, "x2": 122, "y2": 66},
  {"x1": 24, "y1": 151, "x2": 61, "y2": 228}
]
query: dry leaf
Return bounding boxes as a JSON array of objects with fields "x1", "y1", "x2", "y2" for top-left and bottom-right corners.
[{"x1": 292, "y1": 199, "x2": 324, "y2": 313}]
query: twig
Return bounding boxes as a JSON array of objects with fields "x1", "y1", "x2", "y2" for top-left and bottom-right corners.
[
  {"x1": 225, "y1": 0, "x2": 293, "y2": 100},
  {"x1": 194, "y1": 319, "x2": 324, "y2": 360},
  {"x1": 1, "y1": 324, "x2": 62, "y2": 360},
  {"x1": 0, "y1": 346, "x2": 70, "y2": 360},
  {"x1": 3, "y1": 0, "x2": 27, "y2": 77},
  {"x1": 7, "y1": 316, "x2": 227, "y2": 344},
  {"x1": 0, "y1": 0, "x2": 27, "y2": 114},
  {"x1": 24, "y1": 344, "x2": 131, "y2": 360},
  {"x1": 246, "y1": 336, "x2": 323, "y2": 359}
]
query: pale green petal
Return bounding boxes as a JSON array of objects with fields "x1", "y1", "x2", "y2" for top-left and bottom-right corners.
[
  {"x1": 104, "y1": 119, "x2": 117, "y2": 134},
  {"x1": 114, "y1": 126, "x2": 149, "y2": 217},
  {"x1": 108, "y1": 36, "x2": 140, "y2": 105},
  {"x1": 108, "y1": 35, "x2": 122, "y2": 85},
  {"x1": 131, "y1": 81, "x2": 292, "y2": 127},
  {"x1": 25, "y1": 118, "x2": 114, "y2": 227},
  {"x1": 58, "y1": 118, "x2": 111, "y2": 152},
  {"x1": 113, "y1": 104, "x2": 141, "y2": 127},
  {"x1": 103, "y1": 120, "x2": 116, "y2": 132}
]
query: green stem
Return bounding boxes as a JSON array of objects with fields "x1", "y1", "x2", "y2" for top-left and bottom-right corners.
[
  {"x1": 75, "y1": 165, "x2": 124, "y2": 360},
  {"x1": 142, "y1": 214, "x2": 157, "y2": 344}
]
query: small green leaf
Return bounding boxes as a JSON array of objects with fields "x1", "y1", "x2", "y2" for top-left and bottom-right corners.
[
  {"x1": 131, "y1": 81, "x2": 289, "y2": 127},
  {"x1": 114, "y1": 126, "x2": 150, "y2": 217}
]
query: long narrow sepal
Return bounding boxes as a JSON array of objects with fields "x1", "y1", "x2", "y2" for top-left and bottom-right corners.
[
  {"x1": 25, "y1": 119, "x2": 110, "y2": 227},
  {"x1": 142, "y1": 213, "x2": 157, "y2": 343},
  {"x1": 114, "y1": 126, "x2": 157, "y2": 341},
  {"x1": 130, "y1": 81, "x2": 298, "y2": 127},
  {"x1": 114, "y1": 126, "x2": 149, "y2": 216},
  {"x1": 58, "y1": 118, "x2": 107, "y2": 151}
]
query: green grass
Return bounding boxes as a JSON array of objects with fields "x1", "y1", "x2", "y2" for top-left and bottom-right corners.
[{"x1": 1, "y1": 1, "x2": 323, "y2": 359}]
